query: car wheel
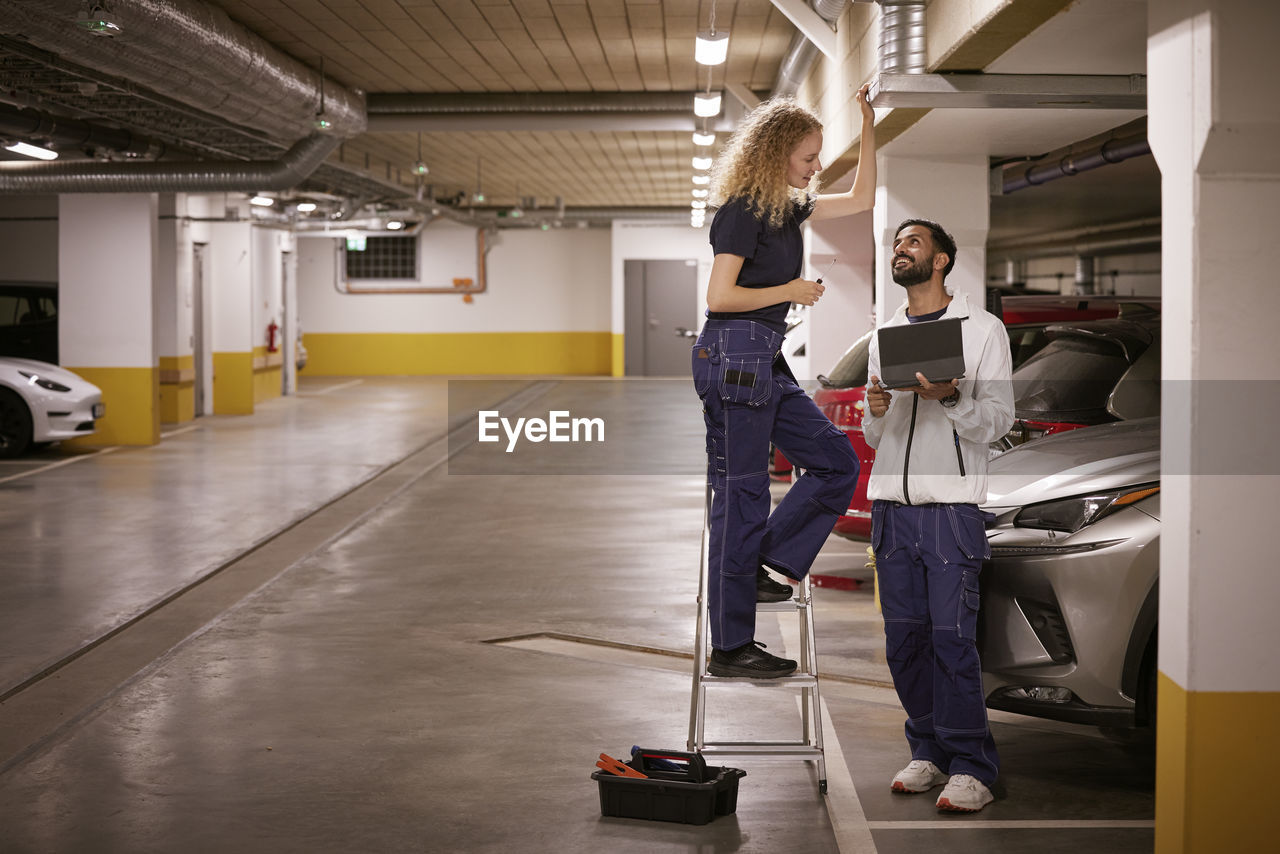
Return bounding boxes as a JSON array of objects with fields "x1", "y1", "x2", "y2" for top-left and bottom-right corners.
[{"x1": 0, "y1": 388, "x2": 33, "y2": 459}]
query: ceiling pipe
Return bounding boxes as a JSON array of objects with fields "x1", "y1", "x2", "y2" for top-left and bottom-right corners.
[
  {"x1": 0, "y1": 133, "x2": 340, "y2": 194},
  {"x1": 366, "y1": 92, "x2": 735, "y2": 133},
  {"x1": 772, "y1": 1, "x2": 849, "y2": 97},
  {"x1": 878, "y1": 1, "x2": 927, "y2": 74},
  {"x1": 0, "y1": 102, "x2": 171, "y2": 160},
  {"x1": 0, "y1": 0, "x2": 365, "y2": 142},
  {"x1": 999, "y1": 133, "x2": 1152, "y2": 194}
]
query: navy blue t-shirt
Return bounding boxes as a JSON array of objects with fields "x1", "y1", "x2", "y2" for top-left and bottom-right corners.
[
  {"x1": 906, "y1": 306, "x2": 948, "y2": 323},
  {"x1": 707, "y1": 194, "x2": 816, "y2": 333}
]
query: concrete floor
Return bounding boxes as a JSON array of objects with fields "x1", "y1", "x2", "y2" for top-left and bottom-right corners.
[{"x1": 0, "y1": 377, "x2": 1155, "y2": 853}]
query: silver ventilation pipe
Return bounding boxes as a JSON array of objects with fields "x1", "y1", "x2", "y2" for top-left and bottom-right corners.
[
  {"x1": 772, "y1": 1, "x2": 849, "y2": 97},
  {"x1": 878, "y1": 1, "x2": 927, "y2": 74},
  {"x1": 0, "y1": 0, "x2": 365, "y2": 141},
  {"x1": 0, "y1": 133, "x2": 340, "y2": 194}
]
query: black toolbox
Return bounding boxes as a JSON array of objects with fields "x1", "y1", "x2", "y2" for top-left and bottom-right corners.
[{"x1": 591, "y1": 749, "x2": 746, "y2": 825}]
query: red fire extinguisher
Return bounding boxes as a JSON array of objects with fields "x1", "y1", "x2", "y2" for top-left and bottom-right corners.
[{"x1": 267, "y1": 320, "x2": 280, "y2": 353}]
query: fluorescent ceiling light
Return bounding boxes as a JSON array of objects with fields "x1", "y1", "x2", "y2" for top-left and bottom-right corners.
[
  {"x1": 4, "y1": 141, "x2": 58, "y2": 160},
  {"x1": 386, "y1": 220, "x2": 404, "y2": 230},
  {"x1": 691, "y1": 156, "x2": 713, "y2": 170},
  {"x1": 693, "y1": 92, "x2": 722, "y2": 117},
  {"x1": 695, "y1": 30, "x2": 729, "y2": 66},
  {"x1": 296, "y1": 202, "x2": 317, "y2": 212},
  {"x1": 692, "y1": 174, "x2": 711, "y2": 185},
  {"x1": 691, "y1": 200, "x2": 707, "y2": 210},
  {"x1": 249, "y1": 195, "x2": 275, "y2": 207},
  {"x1": 692, "y1": 189, "x2": 708, "y2": 198},
  {"x1": 692, "y1": 131, "x2": 716, "y2": 146}
]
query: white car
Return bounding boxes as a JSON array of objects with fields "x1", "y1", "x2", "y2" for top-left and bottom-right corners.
[{"x1": 0, "y1": 357, "x2": 104, "y2": 457}]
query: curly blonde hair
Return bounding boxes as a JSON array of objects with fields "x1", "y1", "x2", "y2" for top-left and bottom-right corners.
[{"x1": 710, "y1": 97, "x2": 822, "y2": 229}]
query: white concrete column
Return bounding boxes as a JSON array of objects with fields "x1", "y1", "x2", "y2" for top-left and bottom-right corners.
[
  {"x1": 207, "y1": 215, "x2": 254, "y2": 414},
  {"x1": 1148, "y1": 2, "x2": 1280, "y2": 850},
  {"x1": 58, "y1": 194, "x2": 159, "y2": 446},
  {"x1": 154, "y1": 194, "x2": 197, "y2": 423},
  {"x1": 872, "y1": 155, "x2": 990, "y2": 316},
  {"x1": 803, "y1": 209, "x2": 875, "y2": 380}
]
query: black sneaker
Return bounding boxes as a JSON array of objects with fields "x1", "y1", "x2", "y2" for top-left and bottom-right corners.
[
  {"x1": 708, "y1": 641, "x2": 797, "y2": 678},
  {"x1": 757, "y1": 567, "x2": 794, "y2": 603}
]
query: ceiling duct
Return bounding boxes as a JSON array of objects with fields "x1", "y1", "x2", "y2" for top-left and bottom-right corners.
[
  {"x1": 0, "y1": 102, "x2": 170, "y2": 160},
  {"x1": 878, "y1": 0, "x2": 926, "y2": 74},
  {"x1": 772, "y1": 1, "x2": 848, "y2": 97},
  {"x1": 0, "y1": 0, "x2": 365, "y2": 141},
  {"x1": 0, "y1": 133, "x2": 339, "y2": 194},
  {"x1": 366, "y1": 92, "x2": 733, "y2": 133}
]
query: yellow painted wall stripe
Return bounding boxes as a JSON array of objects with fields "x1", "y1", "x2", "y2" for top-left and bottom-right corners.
[
  {"x1": 301, "y1": 332, "x2": 612, "y2": 376},
  {"x1": 1156, "y1": 672, "x2": 1279, "y2": 851},
  {"x1": 158, "y1": 355, "x2": 196, "y2": 423},
  {"x1": 213, "y1": 352, "x2": 254, "y2": 415},
  {"x1": 62, "y1": 366, "x2": 158, "y2": 447},
  {"x1": 611, "y1": 333, "x2": 624, "y2": 377}
]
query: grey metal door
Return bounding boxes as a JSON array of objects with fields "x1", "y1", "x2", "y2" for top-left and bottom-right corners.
[{"x1": 623, "y1": 258, "x2": 698, "y2": 376}]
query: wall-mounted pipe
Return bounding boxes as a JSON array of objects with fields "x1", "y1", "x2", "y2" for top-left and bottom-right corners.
[{"x1": 0, "y1": 133, "x2": 340, "y2": 194}]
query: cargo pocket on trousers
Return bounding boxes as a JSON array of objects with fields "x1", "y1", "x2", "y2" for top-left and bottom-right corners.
[
  {"x1": 946, "y1": 504, "x2": 992, "y2": 561},
  {"x1": 692, "y1": 344, "x2": 713, "y2": 396},
  {"x1": 870, "y1": 502, "x2": 899, "y2": 559},
  {"x1": 717, "y1": 354, "x2": 773, "y2": 407},
  {"x1": 957, "y1": 570, "x2": 980, "y2": 640}
]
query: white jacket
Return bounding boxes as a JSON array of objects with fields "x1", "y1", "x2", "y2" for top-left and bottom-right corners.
[{"x1": 863, "y1": 291, "x2": 1014, "y2": 505}]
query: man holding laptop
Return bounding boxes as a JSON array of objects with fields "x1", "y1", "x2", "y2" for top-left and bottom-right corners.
[{"x1": 863, "y1": 219, "x2": 1014, "y2": 813}]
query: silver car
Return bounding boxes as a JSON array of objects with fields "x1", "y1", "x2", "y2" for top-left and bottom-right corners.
[{"x1": 979, "y1": 417, "x2": 1159, "y2": 728}]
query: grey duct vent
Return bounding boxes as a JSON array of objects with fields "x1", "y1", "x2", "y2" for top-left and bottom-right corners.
[{"x1": 868, "y1": 73, "x2": 1148, "y2": 109}]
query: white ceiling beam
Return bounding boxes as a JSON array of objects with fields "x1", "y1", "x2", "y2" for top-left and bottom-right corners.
[
  {"x1": 769, "y1": 0, "x2": 838, "y2": 61},
  {"x1": 724, "y1": 82, "x2": 761, "y2": 111}
]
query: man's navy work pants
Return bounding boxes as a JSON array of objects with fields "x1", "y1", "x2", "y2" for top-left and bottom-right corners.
[
  {"x1": 692, "y1": 319, "x2": 859, "y2": 652},
  {"x1": 872, "y1": 500, "x2": 1000, "y2": 785}
]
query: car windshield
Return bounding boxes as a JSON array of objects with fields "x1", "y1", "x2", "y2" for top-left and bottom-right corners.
[
  {"x1": 1013, "y1": 335, "x2": 1140, "y2": 423},
  {"x1": 823, "y1": 331, "x2": 872, "y2": 388}
]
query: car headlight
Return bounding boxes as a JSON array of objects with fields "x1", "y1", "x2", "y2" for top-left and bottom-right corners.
[
  {"x1": 18, "y1": 370, "x2": 71, "y2": 393},
  {"x1": 1014, "y1": 483, "x2": 1159, "y2": 533}
]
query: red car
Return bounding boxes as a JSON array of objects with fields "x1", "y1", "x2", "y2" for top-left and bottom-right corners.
[{"x1": 773, "y1": 295, "x2": 1160, "y2": 541}]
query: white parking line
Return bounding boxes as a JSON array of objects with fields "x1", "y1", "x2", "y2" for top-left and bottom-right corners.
[
  {"x1": 0, "y1": 446, "x2": 117, "y2": 484},
  {"x1": 777, "y1": 612, "x2": 879, "y2": 854},
  {"x1": 298, "y1": 379, "x2": 364, "y2": 396},
  {"x1": 866, "y1": 820, "x2": 1154, "y2": 829},
  {"x1": 160, "y1": 424, "x2": 200, "y2": 439}
]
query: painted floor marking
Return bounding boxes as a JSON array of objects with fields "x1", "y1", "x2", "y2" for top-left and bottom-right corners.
[
  {"x1": 298, "y1": 379, "x2": 365, "y2": 395},
  {"x1": 0, "y1": 446, "x2": 117, "y2": 484},
  {"x1": 866, "y1": 820, "x2": 1154, "y2": 829}
]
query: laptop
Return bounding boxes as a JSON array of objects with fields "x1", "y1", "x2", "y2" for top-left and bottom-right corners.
[{"x1": 877, "y1": 317, "x2": 966, "y2": 389}]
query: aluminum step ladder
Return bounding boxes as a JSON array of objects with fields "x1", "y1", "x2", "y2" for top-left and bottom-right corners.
[{"x1": 686, "y1": 481, "x2": 828, "y2": 794}]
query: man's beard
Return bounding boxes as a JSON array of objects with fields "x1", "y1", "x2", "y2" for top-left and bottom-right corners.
[{"x1": 891, "y1": 253, "x2": 933, "y2": 287}]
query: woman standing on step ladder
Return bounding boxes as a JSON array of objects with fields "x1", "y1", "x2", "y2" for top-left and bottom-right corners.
[{"x1": 690, "y1": 85, "x2": 877, "y2": 678}]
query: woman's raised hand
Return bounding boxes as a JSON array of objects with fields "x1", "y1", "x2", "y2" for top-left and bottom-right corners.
[{"x1": 856, "y1": 82, "x2": 873, "y2": 124}]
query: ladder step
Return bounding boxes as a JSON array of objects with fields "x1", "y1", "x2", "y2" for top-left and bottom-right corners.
[
  {"x1": 698, "y1": 674, "x2": 817, "y2": 686},
  {"x1": 756, "y1": 599, "x2": 809, "y2": 612},
  {"x1": 700, "y1": 744, "x2": 825, "y2": 757}
]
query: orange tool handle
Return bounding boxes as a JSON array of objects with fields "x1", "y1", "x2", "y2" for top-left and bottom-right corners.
[{"x1": 596, "y1": 753, "x2": 648, "y2": 778}]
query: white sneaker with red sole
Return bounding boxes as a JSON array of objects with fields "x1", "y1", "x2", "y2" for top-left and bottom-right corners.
[
  {"x1": 935, "y1": 774, "x2": 994, "y2": 812},
  {"x1": 890, "y1": 759, "x2": 947, "y2": 793}
]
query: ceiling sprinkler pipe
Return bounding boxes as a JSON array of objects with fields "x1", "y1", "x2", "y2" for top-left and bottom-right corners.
[{"x1": 1003, "y1": 134, "x2": 1152, "y2": 194}]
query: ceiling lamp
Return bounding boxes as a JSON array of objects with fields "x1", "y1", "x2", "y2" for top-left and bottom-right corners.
[
  {"x1": 249, "y1": 195, "x2": 275, "y2": 207},
  {"x1": 695, "y1": 30, "x2": 729, "y2": 66},
  {"x1": 691, "y1": 200, "x2": 707, "y2": 210},
  {"x1": 692, "y1": 189, "x2": 708, "y2": 198},
  {"x1": 296, "y1": 201, "x2": 317, "y2": 213},
  {"x1": 693, "y1": 92, "x2": 722, "y2": 117},
  {"x1": 692, "y1": 174, "x2": 710, "y2": 185},
  {"x1": 692, "y1": 131, "x2": 716, "y2": 146},
  {"x1": 691, "y1": 156, "x2": 712, "y2": 170},
  {"x1": 412, "y1": 132, "x2": 429, "y2": 175},
  {"x1": 4, "y1": 141, "x2": 58, "y2": 160}
]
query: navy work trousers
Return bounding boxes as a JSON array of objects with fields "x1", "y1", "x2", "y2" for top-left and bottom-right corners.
[
  {"x1": 692, "y1": 319, "x2": 859, "y2": 651},
  {"x1": 872, "y1": 500, "x2": 999, "y2": 785}
]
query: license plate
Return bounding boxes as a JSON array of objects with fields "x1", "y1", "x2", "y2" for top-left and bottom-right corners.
[{"x1": 92, "y1": 403, "x2": 105, "y2": 418}]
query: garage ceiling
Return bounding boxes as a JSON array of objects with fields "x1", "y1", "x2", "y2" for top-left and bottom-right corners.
[{"x1": 0, "y1": 0, "x2": 1158, "y2": 238}]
